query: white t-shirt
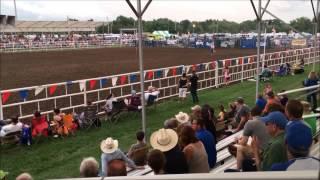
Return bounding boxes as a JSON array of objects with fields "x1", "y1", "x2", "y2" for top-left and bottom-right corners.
[
  {"x1": 0, "y1": 122, "x2": 23, "y2": 137},
  {"x1": 144, "y1": 91, "x2": 160, "y2": 102},
  {"x1": 210, "y1": 42, "x2": 215, "y2": 49},
  {"x1": 105, "y1": 97, "x2": 117, "y2": 112}
]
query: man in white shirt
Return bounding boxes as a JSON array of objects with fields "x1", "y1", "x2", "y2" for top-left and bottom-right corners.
[{"x1": 0, "y1": 116, "x2": 23, "y2": 137}]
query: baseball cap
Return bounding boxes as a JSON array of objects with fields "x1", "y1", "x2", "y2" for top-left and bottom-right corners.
[
  {"x1": 261, "y1": 111, "x2": 288, "y2": 129},
  {"x1": 285, "y1": 121, "x2": 312, "y2": 151}
]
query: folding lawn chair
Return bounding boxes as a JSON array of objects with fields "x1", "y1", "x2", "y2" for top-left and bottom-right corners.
[{"x1": 82, "y1": 104, "x2": 101, "y2": 129}]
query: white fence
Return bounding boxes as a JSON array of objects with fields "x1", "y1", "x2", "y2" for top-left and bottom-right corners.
[{"x1": 0, "y1": 47, "x2": 319, "y2": 121}]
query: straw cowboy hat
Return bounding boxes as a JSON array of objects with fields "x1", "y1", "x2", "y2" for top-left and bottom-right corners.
[
  {"x1": 191, "y1": 105, "x2": 201, "y2": 111},
  {"x1": 175, "y1": 112, "x2": 190, "y2": 124},
  {"x1": 150, "y1": 128, "x2": 178, "y2": 152},
  {"x1": 100, "y1": 137, "x2": 119, "y2": 154}
]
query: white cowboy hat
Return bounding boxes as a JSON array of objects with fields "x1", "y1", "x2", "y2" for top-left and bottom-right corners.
[
  {"x1": 100, "y1": 137, "x2": 119, "y2": 154},
  {"x1": 191, "y1": 105, "x2": 201, "y2": 111},
  {"x1": 150, "y1": 128, "x2": 178, "y2": 152},
  {"x1": 175, "y1": 112, "x2": 190, "y2": 124}
]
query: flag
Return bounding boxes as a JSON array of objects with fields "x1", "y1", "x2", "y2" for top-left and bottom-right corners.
[
  {"x1": 249, "y1": 57, "x2": 254, "y2": 63},
  {"x1": 178, "y1": 66, "x2": 183, "y2": 74},
  {"x1": 155, "y1": 70, "x2": 162, "y2": 78},
  {"x1": 130, "y1": 74, "x2": 137, "y2": 82},
  {"x1": 147, "y1": 71, "x2": 153, "y2": 79},
  {"x1": 79, "y1": 81, "x2": 86, "y2": 91},
  {"x1": 1, "y1": 92, "x2": 11, "y2": 104},
  {"x1": 231, "y1": 59, "x2": 237, "y2": 66},
  {"x1": 238, "y1": 58, "x2": 243, "y2": 65},
  {"x1": 225, "y1": 59, "x2": 231, "y2": 67},
  {"x1": 244, "y1": 57, "x2": 248, "y2": 64},
  {"x1": 185, "y1": 66, "x2": 191, "y2": 73},
  {"x1": 205, "y1": 63, "x2": 209, "y2": 70},
  {"x1": 49, "y1": 85, "x2": 57, "y2": 95},
  {"x1": 35, "y1": 86, "x2": 45, "y2": 96},
  {"x1": 100, "y1": 78, "x2": 107, "y2": 87},
  {"x1": 19, "y1": 90, "x2": 29, "y2": 101},
  {"x1": 112, "y1": 77, "x2": 118, "y2": 87},
  {"x1": 172, "y1": 68, "x2": 177, "y2": 76},
  {"x1": 120, "y1": 75, "x2": 127, "y2": 85},
  {"x1": 211, "y1": 61, "x2": 216, "y2": 69},
  {"x1": 192, "y1": 64, "x2": 197, "y2": 71},
  {"x1": 89, "y1": 80, "x2": 97, "y2": 90},
  {"x1": 164, "y1": 68, "x2": 170, "y2": 77},
  {"x1": 218, "y1": 60, "x2": 223, "y2": 68}
]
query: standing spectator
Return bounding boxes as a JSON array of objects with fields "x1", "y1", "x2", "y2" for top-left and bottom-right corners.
[
  {"x1": 150, "y1": 128, "x2": 189, "y2": 174},
  {"x1": 175, "y1": 112, "x2": 190, "y2": 125},
  {"x1": 178, "y1": 73, "x2": 188, "y2": 101},
  {"x1": 107, "y1": 159, "x2": 127, "y2": 177},
  {"x1": 189, "y1": 71, "x2": 199, "y2": 103},
  {"x1": 163, "y1": 118, "x2": 178, "y2": 130},
  {"x1": 0, "y1": 116, "x2": 22, "y2": 137},
  {"x1": 179, "y1": 125, "x2": 209, "y2": 173},
  {"x1": 223, "y1": 66, "x2": 231, "y2": 86},
  {"x1": 252, "y1": 111, "x2": 288, "y2": 171},
  {"x1": 100, "y1": 137, "x2": 139, "y2": 176},
  {"x1": 303, "y1": 71, "x2": 319, "y2": 111},
  {"x1": 192, "y1": 118, "x2": 217, "y2": 169},
  {"x1": 271, "y1": 121, "x2": 319, "y2": 171},
  {"x1": 210, "y1": 41, "x2": 215, "y2": 56},
  {"x1": 127, "y1": 131, "x2": 148, "y2": 166},
  {"x1": 147, "y1": 149, "x2": 166, "y2": 175},
  {"x1": 79, "y1": 157, "x2": 99, "y2": 177}
]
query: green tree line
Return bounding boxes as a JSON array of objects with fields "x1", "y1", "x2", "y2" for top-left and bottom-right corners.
[{"x1": 97, "y1": 15, "x2": 315, "y2": 34}]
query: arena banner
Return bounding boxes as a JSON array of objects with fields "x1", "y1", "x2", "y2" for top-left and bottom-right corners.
[
  {"x1": 1, "y1": 92, "x2": 11, "y2": 104},
  {"x1": 291, "y1": 39, "x2": 307, "y2": 46}
]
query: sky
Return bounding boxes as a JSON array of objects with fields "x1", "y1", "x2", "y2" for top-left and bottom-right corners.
[{"x1": 0, "y1": 0, "x2": 315, "y2": 23}]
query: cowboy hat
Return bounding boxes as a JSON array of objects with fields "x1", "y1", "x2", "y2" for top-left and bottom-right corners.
[
  {"x1": 175, "y1": 112, "x2": 190, "y2": 124},
  {"x1": 191, "y1": 105, "x2": 201, "y2": 111},
  {"x1": 100, "y1": 137, "x2": 119, "y2": 154},
  {"x1": 150, "y1": 128, "x2": 178, "y2": 152}
]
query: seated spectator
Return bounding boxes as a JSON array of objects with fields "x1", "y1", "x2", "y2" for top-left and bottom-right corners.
[
  {"x1": 80, "y1": 101, "x2": 100, "y2": 127},
  {"x1": 147, "y1": 149, "x2": 166, "y2": 175},
  {"x1": 79, "y1": 157, "x2": 99, "y2": 177},
  {"x1": 126, "y1": 90, "x2": 141, "y2": 111},
  {"x1": 16, "y1": 173, "x2": 33, "y2": 180},
  {"x1": 192, "y1": 118, "x2": 217, "y2": 169},
  {"x1": 263, "y1": 91, "x2": 282, "y2": 115},
  {"x1": 292, "y1": 60, "x2": 304, "y2": 74},
  {"x1": 163, "y1": 118, "x2": 178, "y2": 130},
  {"x1": 190, "y1": 105, "x2": 201, "y2": 121},
  {"x1": 226, "y1": 102, "x2": 237, "y2": 120},
  {"x1": 201, "y1": 104, "x2": 217, "y2": 139},
  {"x1": 144, "y1": 86, "x2": 160, "y2": 104},
  {"x1": 217, "y1": 104, "x2": 227, "y2": 122},
  {"x1": 260, "y1": 65, "x2": 272, "y2": 81},
  {"x1": 301, "y1": 101, "x2": 317, "y2": 136},
  {"x1": 234, "y1": 106, "x2": 270, "y2": 170},
  {"x1": 103, "y1": 93, "x2": 117, "y2": 115},
  {"x1": 179, "y1": 125, "x2": 209, "y2": 173},
  {"x1": 0, "y1": 116, "x2": 23, "y2": 137},
  {"x1": 175, "y1": 112, "x2": 190, "y2": 125},
  {"x1": 127, "y1": 131, "x2": 148, "y2": 166},
  {"x1": 232, "y1": 97, "x2": 250, "y2": 133},
  {"x1": 271, "y1": 121, "x2": 320, "y2": 171},
  {"x1": 278, "y1": 90, "x2": 288, "y2": 106},
  {"x1": 150, "y1": 128, "x2": 189, "y2": 174},
  {"x1": 285, "y1": 99, "x2": 304, "y2": 122},
  {"x1": 31, "y1": 111, "x2": 48, "y2": 137},
  {"x1": 107, "y1": 159, "x2": 127, "y2": 177},
  {"x1": 252, "y1": 111, "x2": 288, "y2": 171},
  {"x1": 51, "y1": 108, "x2": 67, "y2": 137},
  {"x1": 263, "y1": 83, "x2": 273, "y2": 98},
  {"x1": 100, "y1": 137, "x2": 139, "y2": 176},
  {"x1": 256, "y1": 95, "x2": 267, "y2": 110}
]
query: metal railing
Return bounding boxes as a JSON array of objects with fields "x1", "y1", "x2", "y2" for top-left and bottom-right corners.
[{"x1": 0, "y1": 47, "x2": 319, "y2": 120}]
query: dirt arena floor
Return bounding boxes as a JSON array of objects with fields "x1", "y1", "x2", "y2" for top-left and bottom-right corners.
[
  {"x1": 1, "y1": 47, "x2": 280, "y2": 89},
  {"x1": 0, "y1": 48, "x2": 280, "y2": 89}
]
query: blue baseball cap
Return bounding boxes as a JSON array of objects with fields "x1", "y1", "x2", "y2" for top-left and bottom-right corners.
[
  {"x1": 286, "y1": 121, "x2": 312, "y2": 151},
  {"x1": 261, "y1": 111, "x2": 288, "y2": 129}
]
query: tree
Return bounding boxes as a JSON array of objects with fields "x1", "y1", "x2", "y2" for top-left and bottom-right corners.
[{"x1": 289, "y1": 17, "x2": 313, "y2": 33}]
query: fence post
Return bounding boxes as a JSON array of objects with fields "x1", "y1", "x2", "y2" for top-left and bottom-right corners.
[
  {"x1": 215, "y1": 61, "x2": 219, "y2": 88},
  {"x1": 84, "y1": 82, "x2": 87, "y2": 106},
  {"x1": 241, "y1": 62, "x2": 244, "y2": 82},
  {"x1": 0, "y1": 91, "x2": 4, "y2": 120}
]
